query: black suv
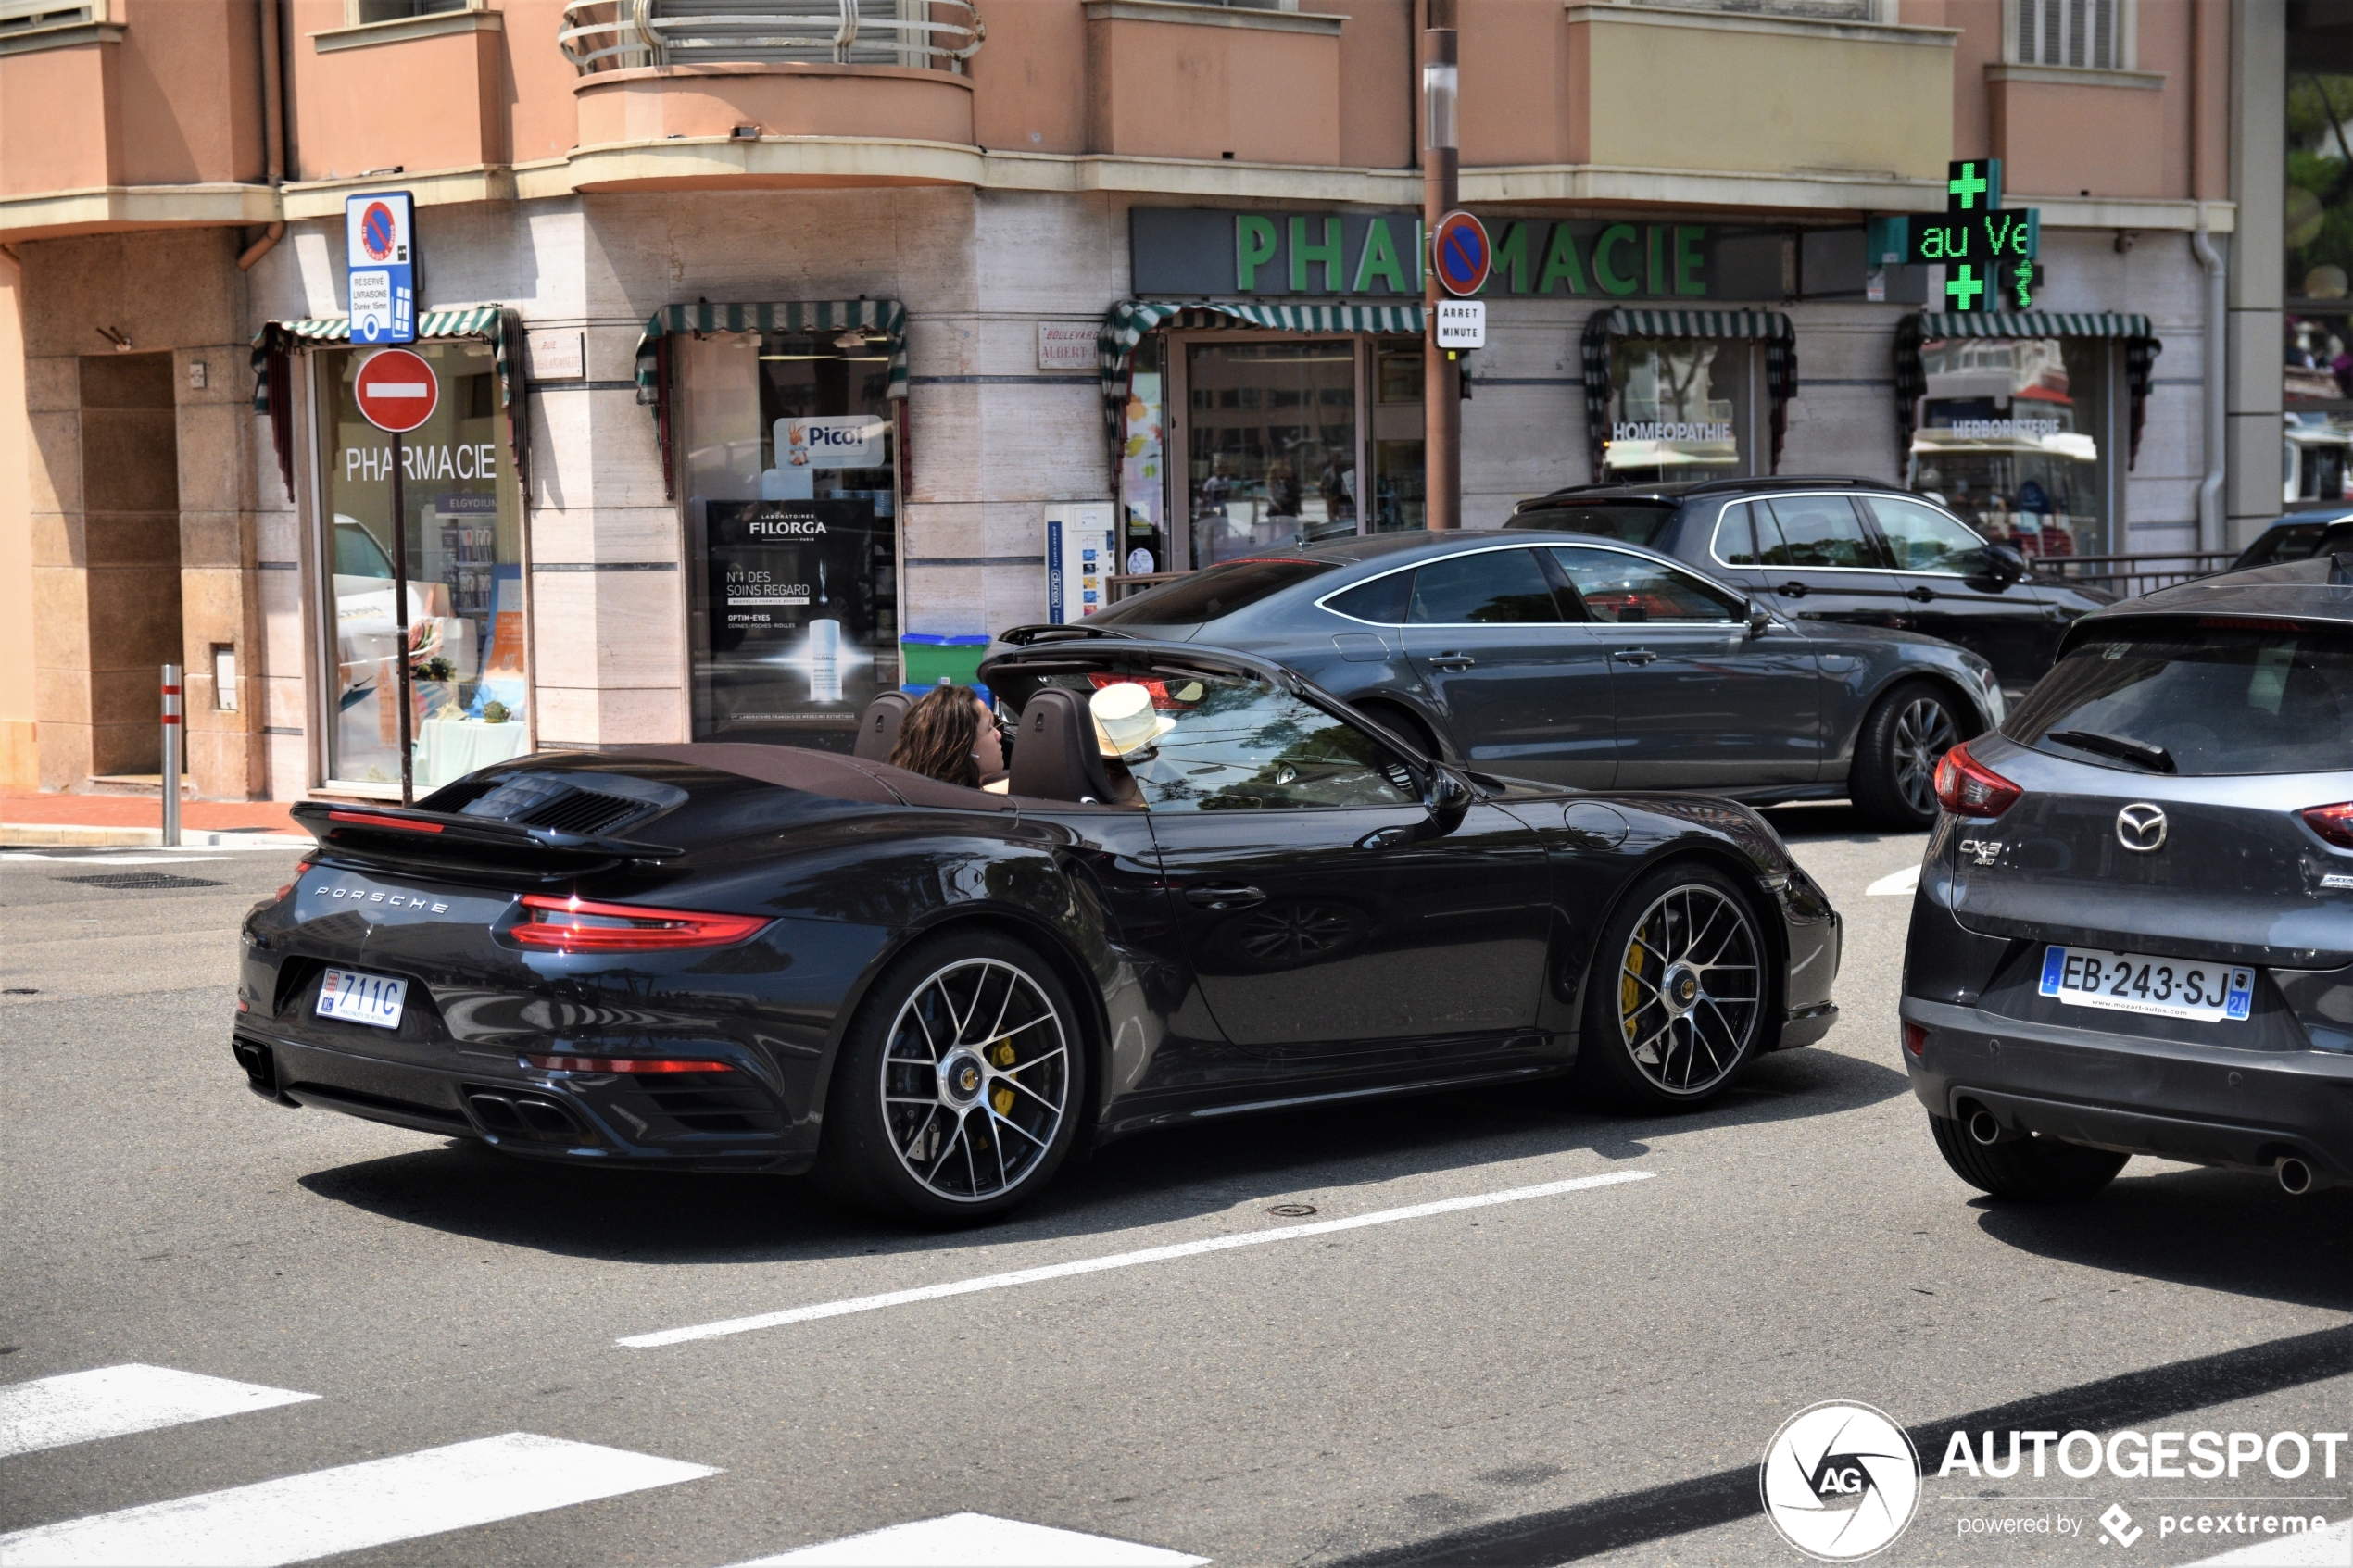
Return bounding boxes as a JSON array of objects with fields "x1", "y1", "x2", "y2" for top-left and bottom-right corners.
[
  {"x1": 1504, "y1": 477, "x2": 2114, "y2": 698},
  {"x1": 1899, "y1": 552, "x2": 2353, "y2": 1199}
]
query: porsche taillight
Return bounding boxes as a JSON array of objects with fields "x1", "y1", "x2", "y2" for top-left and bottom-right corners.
[
  {"x1": 2303, "y1": 801, "x2": 2353, "y2": 850},
  {"x1": 1931, "y1": 742, "x2": 2021, "y2": 819},
  {"x1": 510, "y1": 894, "x2": 769, "y2": 952}
]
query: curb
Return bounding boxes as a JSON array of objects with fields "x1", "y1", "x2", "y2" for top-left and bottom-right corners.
[{"x1": 0, "y1": 824, "x2": 311, "y2": 848}]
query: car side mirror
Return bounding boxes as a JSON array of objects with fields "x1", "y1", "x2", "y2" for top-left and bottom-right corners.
[
  {"x1": 1422, "y1": 768, "x2": 1473, "y2": 839},
  {"x1": 1745, "y1": 603, "x2": 1772, "y2": 637},
  {"x1": 1981, "y1": 543, "x2": 2027, "y2": 585}
]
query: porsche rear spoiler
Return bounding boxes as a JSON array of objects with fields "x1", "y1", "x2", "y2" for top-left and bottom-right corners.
[
  {"x1": 995, "y1": 623, "x2": 1139, "y2": 646},
  {"x1": 290, "y1": 800, "x2": 684, "y2": 872}
]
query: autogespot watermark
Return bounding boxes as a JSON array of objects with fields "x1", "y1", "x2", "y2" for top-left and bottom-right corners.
[
  {"x1": 1761, "y1": 1408, "x2": 2347, "y2": 1559},
  {"x1": 1760, "y1": 1402, "x2": 1923, "y2": 1561}
]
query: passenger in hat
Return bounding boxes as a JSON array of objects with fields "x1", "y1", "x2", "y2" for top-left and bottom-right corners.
[
  {"x1": 889, "y1": 684, "x2": 1006, "y2": 791},
  {"x1": 1087, "y1": 683, "x2": 1172, "y2": 808}
]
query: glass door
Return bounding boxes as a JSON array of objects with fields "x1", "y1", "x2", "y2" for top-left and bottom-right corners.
[{"x1": 1369, "y1": 338, "x2": 1426, "y2": 533}]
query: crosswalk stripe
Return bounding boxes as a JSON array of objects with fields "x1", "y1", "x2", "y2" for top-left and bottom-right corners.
[
  {"x1": 0, "y1": 1432, "x2": 717, "y2": 1567},
  {"x1": 729, "y1": 1512, "x2": 1209, "y2": 1566},
  {"x1": 0, "y1": 1365, "x2": 319, "y2": 1460}
]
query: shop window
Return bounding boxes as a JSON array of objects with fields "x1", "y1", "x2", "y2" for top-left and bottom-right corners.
[
  {"x1": 1906, "y1": 336, "x2": 2110, "y2": 558},
  {"x1": 1185, "y1": 341, "x2": 1359, "y2": 567},
  {"x1": 1371, "y1": 340, "x2": 1425, "y2": 534},
  {"x1": 313, "y1": 341, "x2": 522, "y2": 789},
  {"x1": 2286, "y1": 48, "x2": 2353, "y2": 504},
  {"x1": 678, "y1": 329, "x2": 900, "y2": 747},
  {"x1": 1603, "y1": 338, "x2": 1755, "y2": 483},
  {"x1": 1119, "y1": 335, "x2": 1167, "y2": 575}
]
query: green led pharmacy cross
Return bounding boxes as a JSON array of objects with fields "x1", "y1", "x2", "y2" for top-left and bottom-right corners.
[
  {"x1": 1947, "y1": 159, "x2": 2002, "y2": 213},
  {"x1": 1945, "y1": 263, "x2": 1988, "y2": 311}
]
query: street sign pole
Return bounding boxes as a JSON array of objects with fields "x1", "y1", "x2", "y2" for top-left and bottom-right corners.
[
  {"x1": 391, "y1": 429, "x2": 412, "y2": 808},
  {"x1": 1421, "y1": 0, "x2": 1459, "y2": 532}
]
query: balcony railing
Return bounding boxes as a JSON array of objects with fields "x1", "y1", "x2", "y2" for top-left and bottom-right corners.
[{"x1": 560, "y1": 0, "x2": 982, "y2": 75}]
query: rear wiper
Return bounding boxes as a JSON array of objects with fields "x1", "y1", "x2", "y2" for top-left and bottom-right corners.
[{"x1": 2045, "y1": 728, "x2": 2176, "y2": 773}]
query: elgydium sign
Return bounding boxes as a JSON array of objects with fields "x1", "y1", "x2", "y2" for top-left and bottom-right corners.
[{"x1": 1130, "y1": 208, "x2": 1785, "y2": 301}]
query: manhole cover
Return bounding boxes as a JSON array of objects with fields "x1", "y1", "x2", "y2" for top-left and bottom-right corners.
[
  {"x1": 54, "y1": 872, "x2": 229, "y2": 891},
  {"x1": 1266, "y1": 1203, "x2": 1318, "y2": 1218}
]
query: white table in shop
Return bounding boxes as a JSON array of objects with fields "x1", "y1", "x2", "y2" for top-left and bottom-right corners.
[{"x1": 417, "y1": 717, "x2": 529, "y2": 791}]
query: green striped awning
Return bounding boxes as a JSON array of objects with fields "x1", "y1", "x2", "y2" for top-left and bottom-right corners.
[
  {"x1": 248, "y1": 306, "x2": 524, "y2": 501},
  {"x1": 633, "y1": 299, "x2": 908, "y2": 404},
  {"x1": 1593, "y1": 308, "x2": 1793, "y2": 339},
  {"x1": 1916, "y1": 311, "x2": 2153, "y2": 339},
  {"x1": 1098, "y1": 299, "x2": 1425, "y2": 434}
]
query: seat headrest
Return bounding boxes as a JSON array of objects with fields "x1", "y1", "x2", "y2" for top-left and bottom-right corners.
[
  {"x1": 1007, "y1": 688, "x2": 1119, "y2": 805},
  {"x1": 852, "y1": 690, "x2": 912, "y2": 762}
]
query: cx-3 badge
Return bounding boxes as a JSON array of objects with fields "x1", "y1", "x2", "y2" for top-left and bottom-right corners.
[{"x1": 2116, "y1": 803, "x2": 2168, "y2": 853}]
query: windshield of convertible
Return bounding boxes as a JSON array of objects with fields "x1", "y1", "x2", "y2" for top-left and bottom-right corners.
[
  {"x1": 1089, "y1": 558, "x2": 1338, "y2": 625},
  {"x1": 1002, "y1": 667, "x2": 1418, "y2": 811},
  {"x1": 2003, "y1": 619, "x2": 2353, "y2": 775}
]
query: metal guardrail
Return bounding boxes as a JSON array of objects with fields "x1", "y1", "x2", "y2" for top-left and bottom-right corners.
[
  {"x1": 560, "y1": 0, "x2": 982, "y2": 74},
  {"x1": 2030, "y1": 549, "x2": 2236, "y2": 600}
]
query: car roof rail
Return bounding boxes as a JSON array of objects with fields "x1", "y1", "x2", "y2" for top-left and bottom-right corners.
[{"x1": 1681, "y1": 474, "x2": 1870, "y2": 495}]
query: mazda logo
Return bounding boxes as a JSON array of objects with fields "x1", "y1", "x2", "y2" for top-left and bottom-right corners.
[{"x1": 2116, "y1": 803, "x2": 2169, "y2": 853}]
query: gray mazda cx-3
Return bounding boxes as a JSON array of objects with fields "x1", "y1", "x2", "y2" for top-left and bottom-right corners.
[{"x1": 1898, "y1": 552, "x2": 2353, "y2": 1199}]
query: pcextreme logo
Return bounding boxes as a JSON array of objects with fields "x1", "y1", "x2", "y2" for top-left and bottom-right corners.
[{"x1": 1761, "y1": 1402, "x2": 1923, "y2": 1561}]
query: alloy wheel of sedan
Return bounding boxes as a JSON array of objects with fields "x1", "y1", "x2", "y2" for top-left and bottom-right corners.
[
  {"x1": 1890, "y1": 695, "x2": 1959, "y2": 820},
  {"x1": 879, "y1": 957, "x2": 1071, "y2": 1204},
  {"x1": 1612, "y1": 884, "x2": 1762, "y2": 1098}
]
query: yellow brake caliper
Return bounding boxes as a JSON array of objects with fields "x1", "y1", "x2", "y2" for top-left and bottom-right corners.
[
  {"x1": 1621, "y1": 936, "x2": 1649, "y2": 1042},
  {"x1": 990, "y1": 1039, "x2": 1016, "y2": 1114}
]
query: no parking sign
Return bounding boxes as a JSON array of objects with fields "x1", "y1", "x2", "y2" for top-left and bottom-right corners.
[{"x1": 346, "y1": 191, "x2": 416, "y2": 344}]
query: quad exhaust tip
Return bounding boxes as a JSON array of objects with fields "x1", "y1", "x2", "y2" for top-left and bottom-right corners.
[{"x1": 2276, "y1": 1156, "x2": 2314, "y2": 1196}]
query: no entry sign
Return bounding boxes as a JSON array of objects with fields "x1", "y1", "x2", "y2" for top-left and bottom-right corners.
[
  {"x1": 353, "y1": 348, "x2": 439, "y2": 433},
  {"x1": 1430, "y1": 210, "x2": 1491, "y2": 298}
]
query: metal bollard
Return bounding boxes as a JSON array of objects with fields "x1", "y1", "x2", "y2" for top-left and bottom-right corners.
[{"x1": 160, "y1": 662, "x2": 182, "y2": 847}]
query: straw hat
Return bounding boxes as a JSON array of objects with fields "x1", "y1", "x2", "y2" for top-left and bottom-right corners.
[{"x1": 1090, "y1": 682, "x2": 1176, "y2": 758}]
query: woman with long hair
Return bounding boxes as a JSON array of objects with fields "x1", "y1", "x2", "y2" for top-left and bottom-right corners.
[{"x1": 888, "y1": 684, "x2": 1002, "y2": 789}]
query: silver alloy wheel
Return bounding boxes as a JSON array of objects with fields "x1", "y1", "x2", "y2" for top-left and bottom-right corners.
[
  {"x1": 1613, "y1": 884, "x2": 1762, "y2": 1097},
  {"x1": 1890, "y1": 695, "x2": 1959, "y2": 818},
  {"x1": 880, "y1": 957, "x2": 1070, "y2": 1203}
]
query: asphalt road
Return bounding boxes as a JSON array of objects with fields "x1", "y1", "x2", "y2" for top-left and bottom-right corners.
[{"x1": 1, "y1": 815, "x2": 2346, "y2": 1568}]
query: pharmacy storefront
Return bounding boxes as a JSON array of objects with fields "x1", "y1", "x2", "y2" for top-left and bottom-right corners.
[
  {"x1": 1110, "y1": 207, "x2": 1803, "y2": 573},
  {"x1": 1895, "y1": 310, "x2": 2160, "y2": 559},
  {"x1": 255, "y1": 309, "x2": 533, "y2": 794}
]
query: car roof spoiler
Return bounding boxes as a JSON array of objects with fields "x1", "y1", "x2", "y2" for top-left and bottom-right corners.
[
  {"x1": 995, "y1": 623, "x2": 1139, "y2": 646},
  {"x1": 289, "y1": 800, "x2": 684, "y2": 869}
]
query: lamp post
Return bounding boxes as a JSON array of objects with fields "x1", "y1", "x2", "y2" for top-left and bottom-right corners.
[{"x1": 1422, "y1": 0, "x2": 1459, "y2": 532}]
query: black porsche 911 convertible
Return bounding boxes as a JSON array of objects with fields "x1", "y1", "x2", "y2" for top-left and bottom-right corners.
[{"x1": 234, "y1": 639, "x2": 1842, "y2": 1222}]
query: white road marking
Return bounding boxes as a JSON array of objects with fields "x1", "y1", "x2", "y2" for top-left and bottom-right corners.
[
  {"x1": 1866, "y1": 864, "x2": 1922, "y2": 897},
  {"x1": 0, "y1": 1364, "x2": 317, "y2": 1460},
  {"x1": 730, "y1": 1511, "x2": 1208, "y2": 1566},
  {"x1": 623, "y1": 1170, "x2": 1655, "y2": 1349},
  {"x1": 0, "y1": 1432, "x2": 716, "y2": 1567},
  {"x1": 2181, "y1": 1517, "x2": 2351, "y2": 1567}
]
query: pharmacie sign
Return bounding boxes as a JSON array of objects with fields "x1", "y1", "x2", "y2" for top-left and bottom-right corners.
[{"x1": 1131, "y1": 208, "x2": 1778, "y2": 300}]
